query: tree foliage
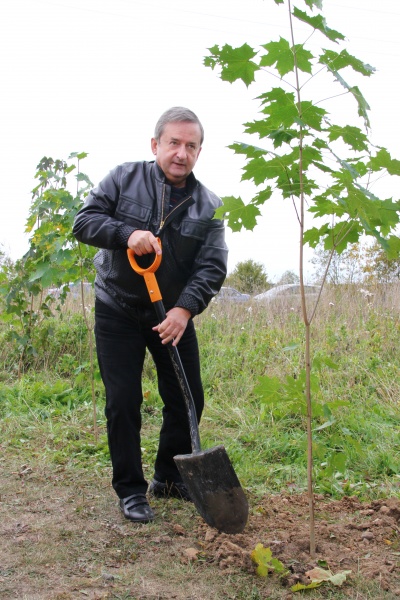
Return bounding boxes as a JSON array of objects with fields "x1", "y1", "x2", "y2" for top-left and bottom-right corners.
[
  {"x1": 205, "y1": 0, "x2": 400, "y2": 557},
  {"x1": 205, "y1": 1, "x2": 400, "y2": 260},
  {"x1": 311, "y1": 240, "x2": 400, "y2": 285},
  {"x1": 276, "y1": 270, "x2": 300, "y2": 285},
  {"x1": 226, "y1": 259, "x2": 270, "y2": 294},
  {"x1": 311, "y1": 242, "x2": 363, "y2": 285},
  {"x1": 0, "y1": 153, "x2": 95, "y2": 376}
]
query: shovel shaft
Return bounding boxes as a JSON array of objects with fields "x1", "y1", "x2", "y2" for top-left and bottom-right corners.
[
  {"x1": 127, "y1": 245, "x2": 201, "y2": 453},
  {"x1": 152, "y1": 300, "x2": 201, "y2": 454}
]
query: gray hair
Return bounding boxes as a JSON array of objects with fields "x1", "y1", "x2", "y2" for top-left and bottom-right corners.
[{"x1": 154, "y1": 107, "x2": 204, "y2": 145}]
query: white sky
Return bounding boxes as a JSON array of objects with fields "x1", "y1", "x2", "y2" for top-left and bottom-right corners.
[{"x1": 1, "y1": 0, "x2": 399, "y2": 280}]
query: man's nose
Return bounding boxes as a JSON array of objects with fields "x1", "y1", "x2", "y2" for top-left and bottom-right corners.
[{"x1": 176, "y1": 144, "x2": 187, "y2": 160}]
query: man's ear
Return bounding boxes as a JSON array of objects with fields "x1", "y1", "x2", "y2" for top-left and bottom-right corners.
[{"x1": 151, "y1": 137, "x2": 158, "y2": 156}]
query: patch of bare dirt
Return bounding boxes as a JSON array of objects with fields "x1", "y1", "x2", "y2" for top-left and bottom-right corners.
[
  {"x1": 197, "y1": 493, "x2": 400, "y2": 594},
  {"x1": 1, "y1": 459, "x2": 400, "y2": 599}
]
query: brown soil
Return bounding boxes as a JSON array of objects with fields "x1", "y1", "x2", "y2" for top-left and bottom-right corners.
[{"x1": 1, "y1": 460, "x2": 400, "y2": 599}]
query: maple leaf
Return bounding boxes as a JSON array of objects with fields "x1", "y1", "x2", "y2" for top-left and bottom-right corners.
[
  {"x1": 250, "y1": 543, "x2": 286, "y2": 577},
  {"x1": 328, "y1": 125, "x2": 369, "y2": 151},
  {"x1": 319, "y1": 49, "x2": 375, "y2": 76},
  {"x1": 205, "y1": 44, "x2": 259, "y2": 86},
  {"x1": 293, "y1": 7, "x2": 345, "y2": 42},
  {"x1": 215, "y1": 196, "x2": 261, "y2": 232},
  {"x1": 260, "y1": 38, "x2": 313, "y2": 77}
]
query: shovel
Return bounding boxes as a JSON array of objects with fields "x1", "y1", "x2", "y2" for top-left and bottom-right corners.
[{"x1": 127, "y1": 242, "x2": 248, "y2": 534}]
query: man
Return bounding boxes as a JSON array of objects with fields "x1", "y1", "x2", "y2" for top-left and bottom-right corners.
[{"x1": 73, "y1": 107, "x2": 228, "y2": 523}]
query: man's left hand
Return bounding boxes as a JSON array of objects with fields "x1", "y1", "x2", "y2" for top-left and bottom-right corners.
[{"x1": 152, "y1": 307, "x2": 191, "y2": 346}]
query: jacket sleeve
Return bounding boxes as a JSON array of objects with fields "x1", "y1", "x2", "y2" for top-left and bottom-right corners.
[
  {"x1": 73, "y1": 167, "x2": 136, "y2": 249},
  {"x1": 175, "y1": 215, "x2": 228, "y2": 316}
]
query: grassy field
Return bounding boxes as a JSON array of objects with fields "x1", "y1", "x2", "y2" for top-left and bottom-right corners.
[
  {"x1": 1, "y1": 283, "x2": 400, "y2": 500},
  {"x1": 1, "y1": 284, "x2": 399, "y2": 598}
]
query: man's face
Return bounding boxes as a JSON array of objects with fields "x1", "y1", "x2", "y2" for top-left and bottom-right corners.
[{"x1": 151, "y1": 121, "x2": 202, "y2": 187}]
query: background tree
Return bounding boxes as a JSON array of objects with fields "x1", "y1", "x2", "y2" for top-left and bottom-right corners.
[
  {"x1": 362, "y1": 240, "x2": 400, "y2": 284},
  {"x1": 225, "y1": 259, "x2": 271, "y2": 294},
  {"x1": 276, "y1": 269, "x2": 300, "y2": 285},
  {"x1": 311, "y1": 242, "x2": 363, "y2": 284},
  {"x1": 311, "y1": 240, "x2": 400, "y2": 285}
]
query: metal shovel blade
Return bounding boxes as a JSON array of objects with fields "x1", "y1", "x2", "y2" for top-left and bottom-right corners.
[{"x1": 174, "y1": 445, "x2": 249, "y2": 534}]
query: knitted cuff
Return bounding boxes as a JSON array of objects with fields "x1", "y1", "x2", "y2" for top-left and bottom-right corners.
[
  {"x1": 176, "y1": 293, "x2": 200, "y2": 318},
  {"x1": 116, "y1": 224, "x2": 137, "y2": 247}
]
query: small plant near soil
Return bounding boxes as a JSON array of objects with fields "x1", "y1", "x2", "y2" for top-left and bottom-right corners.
[{"x1": 251, "y1": 543, "x2": 287, "y2": 577}]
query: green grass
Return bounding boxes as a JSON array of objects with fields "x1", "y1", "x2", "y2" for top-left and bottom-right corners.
[{"x1": 1, "y1": 284, "x2": 400, "y2": 501}]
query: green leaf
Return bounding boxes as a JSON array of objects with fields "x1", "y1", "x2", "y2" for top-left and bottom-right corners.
[
  {"x1": 251, "y1": 544, "x2": 286, "y2": 578},
  {"x1": 215, "y1": 196, "x2": 261, "y2": 231},
  {"x1": 260, "y1": 38, "x2": 313, "y2": 77},
  {"x1": 368, "y1": 148, "x2": 400, "y2": 176},
  {"x1": 253, "y1": 186, "x2": 273, "y2": 205},
  {"x1": 270, "y1": 557, "x2": 286, "y2": 573},
  {"x1": 328, "y1": 125, "x2": 369, "y2": 151},
  {"x1": 260, "y1": 38, "x2": 292, "y2": 76},
  {"x1": 297, "y1": 101, "x2": 327, "y2": 131},
  {"x1": 251, "y1": 88, "x2": 298, "y2": 132},
  {"x1": 205, "y1": 44, "x2": 259, "y2": 86},
  {"x1": 242, "y1": 157, "x2": 273, "y2": 185},
  {"x1": 385, "y1": 235, "x2": 400, "y2": 260},
  {"x1": 314, "y1": 419, "x2": 336, "y2": 432},
  {"x1": 321, "y1": 62, "x2": 371, "y2": 127},
  {"x1": 254, "y1": 375, "x2": 282, "y2": 401},
  {"x1": 69, "y1": 151, "x2": 88, "y2": 160},
  {"x1": 319, "y1": 49, "x2": 375, "y2": 77},
  {"x1": 303, "y1": 224, "x2": 333, "y2": 248},
  {"x1": 268, "y1": 127, "x2": 299, "y2": 148},
  {"x1": 293, "y1": 44, "x2": 314, "y2": 74},
  {"x1": 228, "y1": 142, "x2": 267, "y2": 159},
  {"x1": 350, "y1": 86, "x2": 371, "y2": 128},
  {"x1": 293, "y1": 7, "x2": 345, "y2": 42},
  {"x1": 76, "y1": 172, "x2": 94, "y2": 186},
  {"x1": 304, "y1": 0, "x2": 322, "y2": 8},
  {"x1": 291, "y1": 581, "x2": 322, "y2": 591}
]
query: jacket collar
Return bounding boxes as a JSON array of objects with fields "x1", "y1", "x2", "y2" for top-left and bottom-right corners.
[{"x1": 151, "y1": 161, "x2": 197, "y2": 194}]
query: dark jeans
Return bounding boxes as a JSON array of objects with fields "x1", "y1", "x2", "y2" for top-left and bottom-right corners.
[{"x1": 94, "y1": 299, "x2": 204, "y2": 499}]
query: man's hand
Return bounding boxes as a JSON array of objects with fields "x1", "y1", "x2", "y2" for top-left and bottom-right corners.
[
  {"x1": 152, "y1": 307, "x2": 191, "y2": 346},
  {"x1": 128, "y1": 230, "x2": 161, "y2": 256}
]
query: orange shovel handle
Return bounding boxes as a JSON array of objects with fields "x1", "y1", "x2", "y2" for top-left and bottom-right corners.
[{"x1": 127, "y1": 238, "x2": 162, "y2": 303}]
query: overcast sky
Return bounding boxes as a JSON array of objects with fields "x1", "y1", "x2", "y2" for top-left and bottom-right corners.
[{"x1": 1, "y1": 0, "x2": 399, "y2": 280}]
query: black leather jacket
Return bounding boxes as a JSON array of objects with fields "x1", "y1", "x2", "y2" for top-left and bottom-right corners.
[{"x1": 73, "y1": 161, "x2": 228, "y2": 316}]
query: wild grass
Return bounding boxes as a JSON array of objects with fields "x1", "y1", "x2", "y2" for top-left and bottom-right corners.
[{"x1": 1, "y1": 283, "x2": 399, "y2": 501}]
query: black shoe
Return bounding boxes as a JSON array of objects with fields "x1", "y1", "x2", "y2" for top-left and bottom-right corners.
[
  {"x1": 119, "y1": 494, "x2": 154, "y2": 523},
  {"x1": 148, "y1": 479, "x2": 192, "y2": 502}
]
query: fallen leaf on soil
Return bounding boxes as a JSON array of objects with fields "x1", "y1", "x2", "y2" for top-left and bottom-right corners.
[
  {"x1": 304, "y1": 566, "x2": 352, "y2": 587},
  {"x1": 182, "y1": 547, "x2": 199, "y2": 562},
  {"x1": 172, "y1": 524, "x2": 186, "y2": 535}
]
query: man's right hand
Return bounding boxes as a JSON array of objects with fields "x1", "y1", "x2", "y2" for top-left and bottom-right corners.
[{"x1": 127, "y1": 230, "x2": 162, "y2": 256}]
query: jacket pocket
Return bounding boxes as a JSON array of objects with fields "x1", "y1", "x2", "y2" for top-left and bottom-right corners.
[
  {"x1": 179, "y1": 218, "x2": 207, "y2": 240},
  {"x1": 115, "y1": 195, "x2": 152, "y2": 228}
]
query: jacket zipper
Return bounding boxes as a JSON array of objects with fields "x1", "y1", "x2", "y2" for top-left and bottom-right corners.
[{"x1": 156, "y1": 184, "x2": 193, "y2": 235}]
